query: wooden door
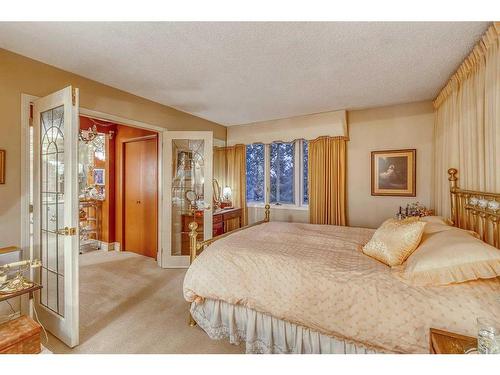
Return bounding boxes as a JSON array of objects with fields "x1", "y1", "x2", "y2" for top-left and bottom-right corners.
[{"x1": 123, "y1": 136, "x2": 158, "y2": 258}]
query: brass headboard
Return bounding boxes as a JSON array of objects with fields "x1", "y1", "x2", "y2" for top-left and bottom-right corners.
[{"x1": 448, "y1": 168, "x2": 500, "y2": 248}]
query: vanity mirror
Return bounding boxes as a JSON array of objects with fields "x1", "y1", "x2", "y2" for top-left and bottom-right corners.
[{"x1": 213, "y1": 178, "x2": 222, "y2": 210}]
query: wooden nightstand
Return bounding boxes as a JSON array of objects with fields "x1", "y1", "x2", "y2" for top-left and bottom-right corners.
[{"x1": 430, "y1": 328, "x2": 477, "y2": 354}]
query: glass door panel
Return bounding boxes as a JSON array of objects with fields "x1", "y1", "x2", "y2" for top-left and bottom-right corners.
[
  {"x1": 164, "y1": 132, "x2": 212, "y2": 268},
  {"x1": 40, "y1": 106, "x2": 65, "y2": 316}
]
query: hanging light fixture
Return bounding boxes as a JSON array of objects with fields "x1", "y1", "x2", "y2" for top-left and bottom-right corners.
[{"x1": 79, "y1": 124, "x2": 98, "y2": 143}]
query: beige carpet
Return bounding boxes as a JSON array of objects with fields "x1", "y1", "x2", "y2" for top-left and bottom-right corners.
[{"x1": 45, "y1": 250, "x2": 243, "y2": 354}]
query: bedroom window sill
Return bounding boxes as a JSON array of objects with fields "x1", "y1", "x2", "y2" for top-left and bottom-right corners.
[{"x1": 247, "y1": 203, "x2": 309, "y2": 211}]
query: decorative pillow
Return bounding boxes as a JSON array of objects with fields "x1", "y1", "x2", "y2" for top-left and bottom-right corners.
[
  {"x1": 362, "y1": 218, "x2": 426, "y2": 266},
  {"x1": 397, "y1": 227, "x2": 500, "y2": 286},
  {"x1": 419, "y1": 215, "x2": 453, "y2": 234}
]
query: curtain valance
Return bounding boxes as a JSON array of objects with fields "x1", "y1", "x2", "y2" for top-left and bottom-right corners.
[{"x1": 227, "y1": 110, "x2": 347, "y2": 146}]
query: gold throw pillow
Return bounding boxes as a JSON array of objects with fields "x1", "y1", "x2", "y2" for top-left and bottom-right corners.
[{"x1": 362, "y1": 217, "x2": 426, "y2": 266}]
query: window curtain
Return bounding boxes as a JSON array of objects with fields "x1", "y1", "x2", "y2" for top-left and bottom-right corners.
[
  {"x1": 308, "y1": 136, "x2": 347, "y2": 225},
  {"x1": 213, "y1": 145, "x2": 248, "y2": 228},
  {"x1": 433, "y1": 23, "x2": 500, "y2": 216}
]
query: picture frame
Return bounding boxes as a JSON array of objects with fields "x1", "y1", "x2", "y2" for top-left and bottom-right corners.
[
  {"x1": 371, "y1": 149, "x2": 416, "y2": 197},
  {"x1": 0, "y1": 150, "x2": 5, "y2": 184},
  {"x1": 93, "y1": 168, "x2": 105, "y2": 186}
]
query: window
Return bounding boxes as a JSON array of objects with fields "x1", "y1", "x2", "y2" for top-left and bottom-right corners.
[
  {"x1": 270, "y1": 142, "x2": 295, "y2": 204},
  {"x1": 246, "y1": 140, "x2": 308, "y2": 208},
  {"x1": 303, "y1": 140, "x2": 308, "y2": 204},
  {"x1": 245, "y1": 144, "x2": 265, "y2": 202}
]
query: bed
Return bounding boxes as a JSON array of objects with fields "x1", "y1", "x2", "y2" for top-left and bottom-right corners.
[{"x1": 183, "y1": 169, "x2": 500, "y2": 353}]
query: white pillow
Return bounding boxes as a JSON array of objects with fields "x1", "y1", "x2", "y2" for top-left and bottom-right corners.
[
  {"x1": 419, "y1": 216, "x2": 453, "y2": 234},
  {"x1": 396, "y1": 227, "x2": 500, "y2": 286}
]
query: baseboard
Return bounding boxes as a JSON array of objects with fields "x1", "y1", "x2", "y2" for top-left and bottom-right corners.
[{"x1": 97, "y1": 241, "x2": 119, "y2": 252}]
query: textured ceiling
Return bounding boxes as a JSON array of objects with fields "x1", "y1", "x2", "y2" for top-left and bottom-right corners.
[{"x1": 0, "y1": 22, "x2": 489, "y2": 125}]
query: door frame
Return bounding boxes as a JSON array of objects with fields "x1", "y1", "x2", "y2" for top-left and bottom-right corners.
[
  {"x1": 121, "y1": 134, "x2": 158, "y2": 257},
  {"x1": 20, "y1": 95, "x2": 171, "y2": 276}
]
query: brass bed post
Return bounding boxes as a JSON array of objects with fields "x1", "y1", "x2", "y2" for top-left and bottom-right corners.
[
  {"x1": 492, "y1": 216, "x2": 499, "y2": 248},
  {"x1": 187, "y1": 204, "x2": 271, "y2": 326},
  {"x1": 188, "y1": 221, "x2": 199, "y2": 327},
  {"x1": 448, "y1": 168, "x2": 459, "y2": 226}
]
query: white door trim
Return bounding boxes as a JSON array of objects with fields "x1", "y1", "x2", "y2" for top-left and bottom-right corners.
[
  {"x1": 21, "y1": 96, "x2": 169, "y2": 269},
  {"x1": 20, "y1": 94, "x2": 38, "y2": 316}
]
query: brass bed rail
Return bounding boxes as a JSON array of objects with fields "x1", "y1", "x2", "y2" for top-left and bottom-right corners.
[
  {"x1": 187, "y1": 204, "x2": 270, "y2": 326},
  {"x1": 448, "y1": 168, "x2": 500, "y2": 248},
  {"x1": 188, "y1": 204, "x2": 271, "y2": 265}
]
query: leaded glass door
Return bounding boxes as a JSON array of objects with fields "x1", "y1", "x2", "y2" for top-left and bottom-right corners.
[
  {"x1": 163, "y1": 131, "x2": 213, "y2": 268},
  {"x1": 33, "y1": 86, "x2": 79, "y2": 347}
]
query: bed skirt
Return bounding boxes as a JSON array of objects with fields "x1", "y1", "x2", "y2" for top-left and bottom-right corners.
[{"x1": 190, "y1": 299, "x2": 380, "y2": 354}]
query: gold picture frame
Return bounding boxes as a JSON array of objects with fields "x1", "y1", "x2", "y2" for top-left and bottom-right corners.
[
  {"x1": 371, "y1": 149, "x2": 416, "y2": 197},
  {"x1": 0, "y1": 150, "x2": 5, "y2": 184}
]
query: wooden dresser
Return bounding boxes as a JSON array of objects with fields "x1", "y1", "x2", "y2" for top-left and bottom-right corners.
[{"x1": 181, "y1": 207, "x2": 242, "y2": 255}]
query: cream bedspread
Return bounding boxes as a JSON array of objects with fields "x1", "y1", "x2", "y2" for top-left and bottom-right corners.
[{"x1": 183, "y1": 222, "x2": 500, "y2": 353}]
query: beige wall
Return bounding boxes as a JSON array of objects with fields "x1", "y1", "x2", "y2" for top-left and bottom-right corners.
[
  {"x1": 347, "y1": 101, "x2": 434, "y2": 228},
  {"x1": 248, "y1": 206, "x2": 309, "y2": 225},
  {"x1": 0, "y1": 48, "x2": 226, "y2": 248},
  {"x1": 246, "y1": 101, "x2": 435, "y2": 228}
]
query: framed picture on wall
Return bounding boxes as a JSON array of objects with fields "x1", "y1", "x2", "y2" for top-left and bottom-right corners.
[
  {"x1": 371, "y1": 149, "x2": 416, "y2": 197},
  {"x1": 93, "y1": 168, "x2": 105, "y2": 186},
  {"x1": 0, "y1": 149, "x2": 5, "y2": 184}
]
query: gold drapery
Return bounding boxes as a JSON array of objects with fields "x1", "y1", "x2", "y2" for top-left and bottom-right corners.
[
  {"x1": 308, "y1": 136, "x2": 347, "y2": 225},
  {"x1": 433, "y1": 22, "x2": 500, "y2": 108},
  {"x1": 433, "y1": 22, "x2": 500, "y2": 216},
  {"x1": 213, "y1": 144, "x2": 248, "y2": 228}
]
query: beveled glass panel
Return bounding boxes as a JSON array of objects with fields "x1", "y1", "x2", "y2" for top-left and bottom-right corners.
[
  {"x1": 58, "y1": 276, "x2": 65, "y2": 316},
  {"x1": 47, "y1": 271, "x2": 58, "y2": 312},
  {"x1": 47, "y1": 232, "x2": 57, "y2": 272},
  {"x1": 171, "y1": 139, "x2": 205, "y2": 256},
  {"x1": 41, "y1": 268, "x2": 48, "y2": 305},
  {"x1": 39, "y1": 105, "x2": 65, "y2": 317}
]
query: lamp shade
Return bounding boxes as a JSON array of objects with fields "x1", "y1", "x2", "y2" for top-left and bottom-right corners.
[{"x1": 222, "y1": 186, "x2": 232, "y2": 201}]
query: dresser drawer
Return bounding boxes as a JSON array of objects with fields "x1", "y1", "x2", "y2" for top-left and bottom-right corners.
[
  {"x1": 223, "y1": 209, "x2": 242, "y2": 221},
  {"x1": 213, "y1": 221, "x2": 224, "y2": 236},
  {"x1": 213, "y1": 214, "x2": 223, "y2": 224}
]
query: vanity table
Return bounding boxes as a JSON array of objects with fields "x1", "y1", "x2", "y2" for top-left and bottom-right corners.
[{"x1": 180, "y1": 207, "x2": 242, "y2": 255}]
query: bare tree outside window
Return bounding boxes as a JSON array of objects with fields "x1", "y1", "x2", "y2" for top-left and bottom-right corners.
[
  {"x1": 246, "y1": 144, "x2": 265, "y2": 202},
  {"x1": 270, "y1": 142, "x2": 295, "y2": 204}
]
